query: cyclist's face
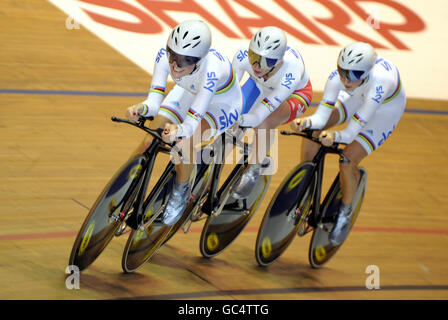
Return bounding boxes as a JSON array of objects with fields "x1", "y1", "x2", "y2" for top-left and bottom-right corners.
[
  {"x1": 339, "y1": 74, "x2": 363, "y2": 91},
  {"x1": 251, "y1": 61, "x2": 265, "y2": 77},
  {"x1": 169, "y1": 60, "x2": 195, "y2": 79}
]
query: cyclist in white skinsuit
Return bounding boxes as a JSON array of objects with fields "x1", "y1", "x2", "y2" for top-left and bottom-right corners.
[
  {"x1": 292, "y1": 42, "x2": 405, "y2": 246},
  {"x1": 126, "y1": 20, "x2": 242, "y2": 226},
  {"x1": 231, "y1": 26, "x2": 313, "y2": 199}
]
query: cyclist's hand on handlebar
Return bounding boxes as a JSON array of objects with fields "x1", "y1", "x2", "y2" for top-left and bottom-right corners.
[
  {"x1": 162, "y1": 123, "x2": 178, "y2": 143},
  {"x1": 319, "y1": 130, "x2": 335, "y2": 146},
  {"x1": 290, "y1": 117, "x2": 311, "y2": 132},
  {"x1": 126, "y1": 103, "x2": 147, "y2": 123}
]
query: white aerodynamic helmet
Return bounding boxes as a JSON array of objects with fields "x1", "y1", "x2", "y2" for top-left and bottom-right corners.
[
  {"x1": 249, "y1": 26, "x2": 287, "y2": 69},
  {"x1": 337, "y1": 42, "x2": 377, "y2": 82},
  {"x1": 166, "y1": 20, "x2": 211, "y2": 67}
]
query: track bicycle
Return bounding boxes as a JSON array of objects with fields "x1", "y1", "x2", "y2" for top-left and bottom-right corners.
[
  {"x1": 122, "y1": 125, "x2": 271, "y2": 272},
  {"x1": 255, "y1": 129, "x2": 367, "y2": 268},
  {"x1": 68, "y1": 116, "x2": 271, "y2": 273},
  {"x1": 69, "y1": 116, "x2": 179, "y2": 271}
]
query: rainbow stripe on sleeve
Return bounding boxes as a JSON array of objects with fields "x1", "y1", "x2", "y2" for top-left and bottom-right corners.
[
  {"x1": 290, "y1": 91, "x2": 311, "y2": 110},
  {"x1": 187, "y1": 107, "x2": 201, "y2": 121},
  {"x1": 357, "y1": 132, "x2": 376, "y2": 152},
  {"x1": 382, "y1": 71, "x2": 402, "y2": 104},
  {"x1": 205, "y1": 112, "x2": 218, "y2": 134},
  {"x1": 216, "y1": 66, "x2": 236, "y2": 94},
  {"x1": 151, "y1": 86, "x2": 166, "y2": 96},
  {"x1": 322, "y1": 100, "x2": 336, "y2": 109}
]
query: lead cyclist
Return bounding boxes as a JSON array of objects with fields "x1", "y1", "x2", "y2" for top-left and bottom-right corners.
[
  {"x1": 291, "y1": 42, "x2": 406, "y2": 246},
  {"x1": 125, "y1": 20, "x2": 242, "y2": 227}
]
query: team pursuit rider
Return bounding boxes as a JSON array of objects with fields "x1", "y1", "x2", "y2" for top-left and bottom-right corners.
[
  {"x1": 291, "y1": 42, "x2": 406, "y2": 246},
  {"x1": 231, "y1": 26, "x2": 313, "y2": 199},
  {"x1": 125, "y1": 20, "x2": 243, "y2": 226}
]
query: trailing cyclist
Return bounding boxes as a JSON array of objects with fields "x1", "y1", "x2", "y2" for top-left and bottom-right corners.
[
  {"x1": 125, "y1": 20, "x2": 243, "y2": 226},
  {"x1": 291, "y1": 42, "x2": 406, "y2": 246},
  {"x1": 231, "y1": 26, "x2": 313, "y2": 199}
]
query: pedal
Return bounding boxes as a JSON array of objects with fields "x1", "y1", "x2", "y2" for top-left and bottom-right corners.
[
  {"x1": 317, "y1": 222, "x2": 333, "y2": 233},
  {"x1": 138, "y1": 205, "x2": 166, "y2": 230},
  {"x1": 215, "y1": 200, "x2": 249, "y2": 217},
  {"x1": 115, "y1": 222, "x2": 131, "y2": 236}
]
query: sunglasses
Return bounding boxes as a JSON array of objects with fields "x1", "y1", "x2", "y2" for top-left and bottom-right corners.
[
  {"x1": 248, "y1": 49, "x2": 278, "y2": 69},
  {"x1": 166, "y1": 46, "x2": 200, "y2": 68},
  {"x1": 337, "y1": 66, "x2": 365, "y2": 82}
]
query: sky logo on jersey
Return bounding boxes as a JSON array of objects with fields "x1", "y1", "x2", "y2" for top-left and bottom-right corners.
[
  {"x1": 378, "y1": 125, "x2": 396, "y2": 146},
  {"x1": 287, "y1": 46, "x2": 299, "y2": 59},
  {"x1": 236, "y1": 49, "x2": 248, "y2": 62},
  {"x1": 155, "y1": 48, "x2": 166, "y2": 63},
  {"x1": 329, "y1": 70, "x2": 338, "y2": 80},
  {"x1": 204, "y1": 72, "x2": 218, "y2": 93},
  {"x1": 210, "y1": 49, "x2": 225, "y2": 62},
  {"x1": 376, "y1": 58, "x2": 392, "y2": 71},
  {"x1": 282, "y1": 73, "x2": 295, "y2": 89},
  {"x1": 219, "y1": 108, "x2": 239, "y2": 131},
  {"x1": 372, "y1": 85, "x2": 385, "y2": 103}
]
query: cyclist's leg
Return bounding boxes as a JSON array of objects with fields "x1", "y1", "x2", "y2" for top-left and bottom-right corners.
[
  {"x1": 344, "y1": 88, "x2": 406, "y2": 205},
  {"x1": 340, "y1": 141, "x2": 367, "y2": 204},
  {"x1": 330, "y1": 90, "x2": 406, "y2": 245},
  {"x1": 255, "y1": 79, "x2": 313, "y2": 170}
]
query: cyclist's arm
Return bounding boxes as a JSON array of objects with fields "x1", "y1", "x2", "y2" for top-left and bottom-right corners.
[
  {"x1": 175, "y1": 83, "x2": 215, "y2": 138},
  {"x1": 307, "y1": 70, "x2": 344, "y2": 129},
  {"x1": 141, "y1": 48, "x2": 170, "y2": 117},
  {"x1": 334, "y1": 79, "x2": 393, "y2": 144},
  {"x1": 232, "y1": 47, "x2": 250, "y2": 83},
  {"x1": 239, "y1": 72, "x2": 302, "y2": 128}
]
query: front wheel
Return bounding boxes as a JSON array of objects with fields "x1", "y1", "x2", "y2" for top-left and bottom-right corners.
[
  {"x1": 121, "y1": 169, "x2": 176, "y2": 273},
  {"x1": 69, "y1": 155, "x2": 146, "y2": 271},
  {"x1": 308, "y1": 168, "x2": 367, "y2": 268},
  {"x1": 255, "y1": 162, "x2": 316, "y2": 267}
]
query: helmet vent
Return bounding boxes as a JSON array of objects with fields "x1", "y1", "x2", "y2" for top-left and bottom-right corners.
[
  {"x1": 183, "y1": 31, "x2": 189, "y2": 39},
  {"x1": 356, "y1": 57, "x2": 364, "y2": 63},
  {"x1": 192, "y1": 41, "x2": 201, "y2": 48},
  {"x1": 174, "y1": 37, "x2": 178, "y2": 45},
  {"x1": 193, "y1": 36, "x2": 200, "y2": 40},
  {"x1": 183, "y1": 43, "x2": 191, "y2": 49},
  {"x1": 273, "y1": 44, "x2": 280, "y2": 50},
  {"x1": 265, "y1": 35, "x2": 270, "y2": 41},
  {"x1": 348, "y1": 49, "x2": 353, "y2": 56}
]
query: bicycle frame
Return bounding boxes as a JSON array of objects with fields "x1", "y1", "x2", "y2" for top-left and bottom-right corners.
[
  {"x1": 281, "y1": 130, "x2": 348, "y2": 230},
  {"x1": 201, "y1": 130, "x2": 251, "y2": 217}
]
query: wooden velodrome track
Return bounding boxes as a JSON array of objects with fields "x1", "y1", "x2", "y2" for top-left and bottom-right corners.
[{"x1": 1, "y1": 1, "x2": 447, "y2": 300}]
